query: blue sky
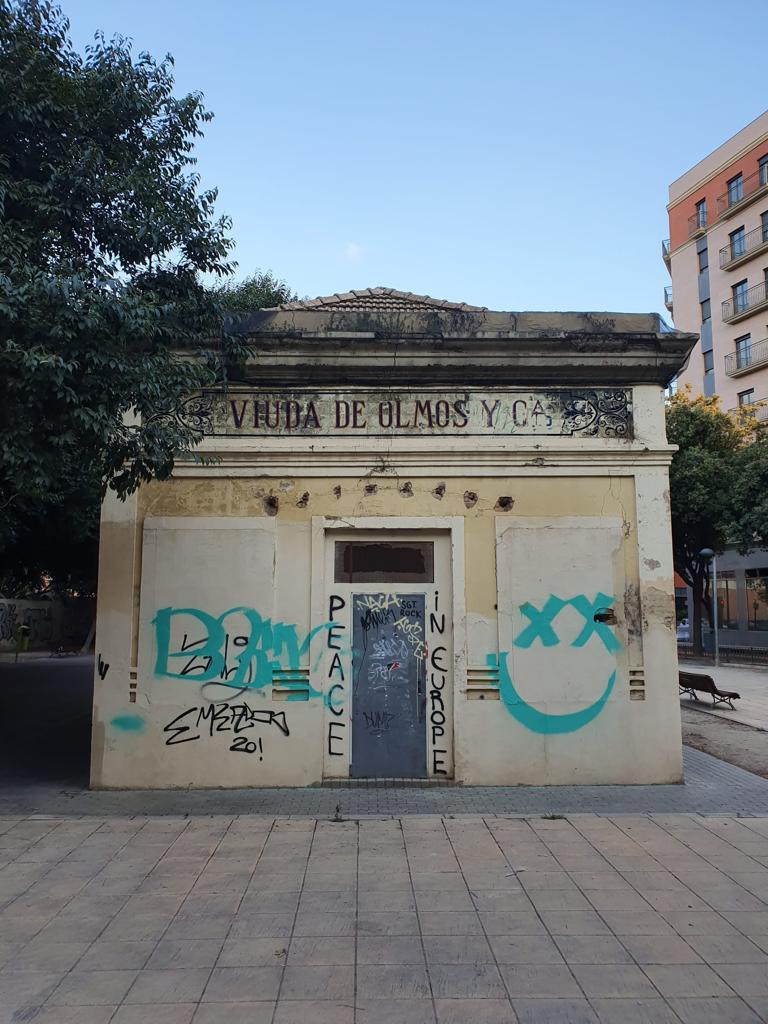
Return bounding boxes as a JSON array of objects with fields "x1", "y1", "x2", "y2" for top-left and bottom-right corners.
[{"x1": 63, "y1": 0, "x2": 767, "y2": 314}]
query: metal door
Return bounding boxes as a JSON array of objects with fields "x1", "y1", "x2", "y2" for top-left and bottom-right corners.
[{"x1": 351, "y1": 593, "x2": 426, "y2": 778}]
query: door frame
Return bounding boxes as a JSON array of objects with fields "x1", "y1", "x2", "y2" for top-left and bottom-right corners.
[{"x1": 312, "y1": 516, "x2": 466, "y2": 780}]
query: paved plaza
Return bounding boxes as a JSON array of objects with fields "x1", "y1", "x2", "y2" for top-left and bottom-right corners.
[
  {"x1": 2, "y1": 812, "x2": 768, "y2": 1023},
  {"x1": 681, "y1": 660, "x2": 768, "y2": 732}
]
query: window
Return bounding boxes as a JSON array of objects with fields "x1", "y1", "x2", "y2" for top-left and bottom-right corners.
[
  {"x1": 738, "y1": 389, "x2": 755, "y2": 405},
  {"x1": 733, "y1": 279, "x2": 749, "y2": 313},
  {"x1": 746, "y1": 568, "x2": 768, "y2": 631},
  {"x1": 334, "y1": 541, "x2": 434, "y2": 583},
  {"x1": 716, "y1": 572, "x2": 737, "y2": 630},
  {"x1": 703, "y1": 350, "x2": 714, "y2": 373},
  {"x1": 735, "y1": 334, "x2": 752, "y2": 369},
  {"x1": 695, "y1": 198, "x2": 707, "y2": 228},
  {"x1": 700, "y1": 298, "x2": 711, "y2": 323},
  {"x1": 762, "y1": 210, "x2": 768, "y2": 243},
  {"x1": 698, "y1": 248, "x2": 709, "y2": 273},
  {"x1": 730, "y1": 226, "x2": 746, "y2": 259},
  {"x1": 728, "y1": 173, "x2": 744, "y2": 206},
  {"x1": 760, "y1": 155, "x2": 768, "y2": 187}
]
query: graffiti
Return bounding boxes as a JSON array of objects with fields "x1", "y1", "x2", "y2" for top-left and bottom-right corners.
[
  {"x1": 393, "y1": 607, "x2": 427, "y2": 661},
  {"x1": 153, "y1": 607, "x2": 332, "y2": 689},
  {"x1": 110, "y1": 714, "x2": 145, "y2": 733},
  {"x1": 428, "y1": 592, "x2": 448, "y2": 775},
  {"x1": 0, "y1": 603, "x2": 17, "y2": 642},
  {"x1": 488, "y1": 653, "x2": 616, "y2": 735},
  {"x1": 513, "y1": 592, "x2": 621, "y2": 653},
  {"x1": 372, "y1": 636, "x2": 409, "y2": 660},
  {"x1": 356, "y1": 594, "x2": 400, "y2": 613},
  {"x1": 24, "y1": 607, "x2": 52, "y2": 645},
  {"x1": 97, "y1": 654, "x2": 109, "y2": 680},
  {"x1": 363, "y1": 710, "x2": 396, "y2": 732},
  {"x1": 163, "y1": 703, "x2": 289, "y2": 752},
  {"x1": 327, "y1": 595, "x2": 347, "y2": 757}
]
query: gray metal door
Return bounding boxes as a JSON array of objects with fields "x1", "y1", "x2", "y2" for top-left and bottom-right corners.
[{"x1": 351, "y1": 593, "x2": 426, "y2": 778}]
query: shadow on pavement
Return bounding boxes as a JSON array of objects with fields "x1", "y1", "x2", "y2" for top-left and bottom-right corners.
[{"x1": 0, "y1": 655, "x2": 93, "y2": 788}]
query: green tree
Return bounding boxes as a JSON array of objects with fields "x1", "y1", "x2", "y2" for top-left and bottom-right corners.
[
  {"x1": 0, "y1": 0, "x2": 245, "y2": 578},
  {"x1": 666, "y1": 389, "x2": 763, "y2": 654},
  {"x1": 216, "y1": 270, "x2": 297, "y2": 318}
]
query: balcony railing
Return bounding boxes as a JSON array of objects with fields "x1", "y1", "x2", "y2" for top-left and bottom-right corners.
[
  {"x1": 662, "y1": 238, "x2": 671, "y2": 264},
  {"x1": 717, "y1": 166, "x2": 768, "y2": 218},
  {"x1": 722, "y1": 279, "x2": 768, "y2": 323},
  {"x1": 719, "y1": 223, "x2": 768, "y2": 269},
  {"x1": 724, "y1": 336, "x2": 768, "y2": 376},
  {"x1": 730, "y1": 397, "x2": 768, "y2": 421},
  {"x1": 664, "y1": 285, "x2": 673, "y2": 311},
  {"x1": 688, "y1": 211, "x2": 707, "y2": 237}
]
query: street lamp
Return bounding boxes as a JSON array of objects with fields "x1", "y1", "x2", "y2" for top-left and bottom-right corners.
[{"x1": 699, "y1": 548, "x2": 719, "y2": 666}]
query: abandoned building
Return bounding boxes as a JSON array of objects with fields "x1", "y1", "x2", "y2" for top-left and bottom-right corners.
[{"x1": 91, "y1": 288, "x2": 696, "y2": 788}]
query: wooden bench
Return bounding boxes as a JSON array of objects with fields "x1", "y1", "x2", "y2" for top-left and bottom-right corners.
[{"x1": 679, "y1": 670, "x2": 741, "y2": 711}]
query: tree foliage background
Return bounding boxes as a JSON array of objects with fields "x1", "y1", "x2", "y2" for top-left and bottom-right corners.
[
  {"x1": 0, "y1": 1, "x2": 294, "y2": 596},
  {"x1": 667, "y1": 389, "x2": 768, "y2": 652}
]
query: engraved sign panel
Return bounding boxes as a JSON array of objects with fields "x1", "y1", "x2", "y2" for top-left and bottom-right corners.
[{"x1": 181, "y1": 389, "x2": 633, "y2": 439}]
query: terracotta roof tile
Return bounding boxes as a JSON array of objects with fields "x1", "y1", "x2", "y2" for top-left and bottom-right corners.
[{"x1": 272, "y1": 286, "x2": 487, "y2": 313}]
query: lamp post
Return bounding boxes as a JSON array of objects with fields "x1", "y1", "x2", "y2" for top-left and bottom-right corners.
[{"x1": 699, "y1": 548, "x2": 719, "y2": 667}]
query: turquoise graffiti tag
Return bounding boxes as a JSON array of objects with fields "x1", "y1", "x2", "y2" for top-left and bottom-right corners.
[
  {"x1": 153, "y1": 606, "x2": 333, "y2": 692},
  {"x1": 488, "y1": 591, "x2": 621, "y2": 734}
]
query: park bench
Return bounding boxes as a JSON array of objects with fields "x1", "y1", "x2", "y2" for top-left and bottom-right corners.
[{"x1": 679, "y1": 670, "x2": 741, "y2": 711}]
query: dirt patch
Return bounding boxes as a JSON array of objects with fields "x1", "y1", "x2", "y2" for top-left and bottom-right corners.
[{"x1": 682, "y1": 705, "x2": 768, "y2": 779}]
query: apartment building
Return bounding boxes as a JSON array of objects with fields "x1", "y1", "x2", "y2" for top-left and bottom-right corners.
[{"x1": 665, "y1": 110, "x2": 768, "y2": 646}]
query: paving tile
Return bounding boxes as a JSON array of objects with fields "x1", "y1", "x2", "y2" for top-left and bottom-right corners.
[
  {"x1": 415, "y1": 890, "x2": 475, "y2": 912},
  {"x1": 589, "y1": 997, "x2": 680, "y2": 1023},
  {"x1": 644, "y1": 963, "x2": 735, "y2": 998},
  {"x1": 571, "y1": 964, "x2": 658, "y2": 998},
  {"x1": 423, "y1": 935, "x2": 494, "y2": 964},
  {"x1": 112, "y1": 1005, "x2": 197, "y2": 1024},
  {"x1": 296, "y1": 891, "x2": 354, "y2": 912},
  {"x1": 202, "y1": 966, "x2": 283, "y2": 1002},
  {"x1": 489, "y1": 934, "x2": 564, "y2": 965},
  {"x1": 358, "y1": 891, "x2": 417, "y2": 912},
  {"x1": 23, "y1": 1007, "x2": 118, "y2": 1024},
  {"x1": 479, "y1": 912, "x2": 546, "y2": 936},
  {"x1": 357, "y1": 936, "x2": 426, "y2": 965},
  {"x1": 539, "y1": 911, "x2": 609, "y2": 936},
  {"x1": 513, "y1": 998, "x2": 598, "y2": 1023},
  {"x1": 358, "y1": 912, "x2": 421, "y2": 936},
  {"x1": 123, "y1": 968, "x2": 210, "y2": 1004},
  {"x1": 191, "y1": 1001, "x2": 275, "y2": 1024},
  {"x1": 666, "y1": 997, "x2": 764, "y2": 1024},
  {"x1": 355, "y1": 998, "x2": 436, "y2": 1023},
  {"x1": 712, "y1": 963, "x2": 768, "y2": 997},
  {"x1": 526, "y1": 890, "x2": 593, "y2": 911},
  {"x1": 4, "y1": 940, "x2": 90, "y2": 972},
  {"x1": 586, "y1": 891, "x2": 652, "y2": 912},
  {"x1": 273, "y1": 1000, "x2": 355, "y2": 1024},
  {"x1": 146, "y1": 939, "x2": 224, "y2": 969},
  {"x1": 292, "y1": 911, "x2": 355, "y2": 936},
  {"x1": 616, "y1": 934, "x2": 702, "y2": 965},
  {"x1": 228, "y1": 913, "x2": 295, "y2": 938},
  {"x1": 499, "y1": 964, "x2": 582, "y2": 998},
  {"x1": 435, "y1": 998, "x2": 517, "y2": 1023},
  {"x1": 684, "y1": 933, "x2": 768, "y2": 964},
  {"x1": 554, "y1": 935, "x2": 632, "y2": 965},
  {"x1": 216, "y1": 938, "x2": 288, "y2": 968},
  {"x1": 357, "y1": 964, "x2": 431, "y2": 999},
  {"x1": 279, "y1": 964, "x2": 354, "y2": 1000},
  {"x1": 468, "y1": 891, "x2": 532, "y2": 912},
  {"x1": 666, "y1": 910, "x2": 742, "y2": 936},
  {"x1": 285, "y1": 937, "x2": 354, "y2": 966},
  {"x1": 722, "y1": 912, "x2": 768, "y2": 935},
  {"x1": 428, "y1": 963, "x2": 506, "y2": 998},
  {"x1": 48, "y1": 969, "x2": 138, "y2": 1005}
]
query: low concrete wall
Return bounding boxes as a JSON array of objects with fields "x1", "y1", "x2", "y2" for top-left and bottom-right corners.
[{"x1": 0, "y1": 598, "x2": 94, "y2": 652}]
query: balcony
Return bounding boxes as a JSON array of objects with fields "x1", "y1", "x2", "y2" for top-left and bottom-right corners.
[
  {"x1": 722, "y1": 280, "x2": 768, "y2": 323},
  {"x1": 730, "y1": 397, "x2": 768, "y2": 421},
  {"x1": 724, "y1": 336, "x2": 768, "y2": 377},
  {"x1": 688, "y1": 211, "x2": 707, "y2": 238},
  {"x1": 662, "y1": 238, "x2": 671, "y2": 266},
  {"x1": 719, "y1": 223, "x2": 768, "y2": 270},
  {"x1": 664, "y1": 285, "x2": 673, "y2": 313},
  {"x1": 716, "y1": 166, "x2": 768, "y2": 219}
]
